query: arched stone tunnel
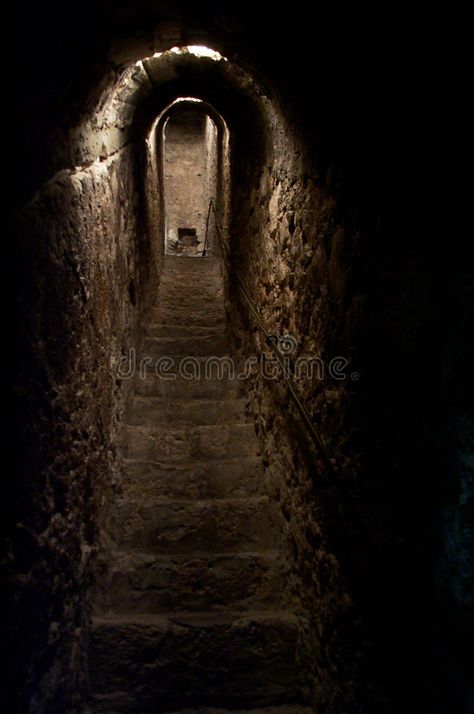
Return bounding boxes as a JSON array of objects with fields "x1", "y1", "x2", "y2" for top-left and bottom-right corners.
[{"x1": 2, "y1": 4, "x2": 471, "y2": 714}]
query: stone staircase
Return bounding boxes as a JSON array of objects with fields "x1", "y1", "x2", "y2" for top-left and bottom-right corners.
[{"x1": 88, "y1": 255, "x2": 312, "y2": 714}]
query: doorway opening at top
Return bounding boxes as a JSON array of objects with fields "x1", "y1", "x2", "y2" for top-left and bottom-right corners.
[
  {"x1": 163, "y1": 104, "x2": 219, "y2": 256},
  {"x1": 147, "y1": 96, "x2": 229, "y2": 259},
  {"x1": 145, "y1": 97, "x2": 230, "y2": 261}
]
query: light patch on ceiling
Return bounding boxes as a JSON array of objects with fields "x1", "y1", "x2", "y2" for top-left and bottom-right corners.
[
  {"x1": 185, "y1": 46, "x2": 226, "y2": 61},
  {"x1": 172, "y1": 97, "x2": 204, "y2": 104},
  {"x1": 136, "y1": 45, "x2": 227, "y2": 66}
]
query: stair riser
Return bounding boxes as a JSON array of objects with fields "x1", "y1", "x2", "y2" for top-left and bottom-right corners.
[
  {"x1": 90, "y1": 616, "x2": 304, "y2": 712},
  {"x1": 122, "y1": 458, "x2": 262, "y2": 499},
  {"x1": 154, "y1": 277, "x2": 223, "y2": 297},
  {"x1": 128, "y1": 398, "x2": 247, "y2": 426},
  {"x1": 149, "y1": 310, "x2": 226, "y2": 327},
  {"x1": 136, "y1": 375, "x2": 243, "y2": 399},
  {"x1": 108, "y1": 553, "x2": 284, "y2": 613},
  {"x1": 159, "y1": 709, "x2": 314, "y2": 714},
  {"x1": 144, "y1": 324, "x2": 226, "y2": 338},
  {"x1": 125, "y1": 424, "x2": 258, "y2": 462},
  {"x1": 154, "y1": 296, "x2": 225, "y2": 311},
  {"x1": 115, "y1": 498, "x2": 274, "y2": 552},
  {"x1": 163, "y1": 256, "x2": 221, "y2": 271},
  {"x1": 142, "y1": 335, "x2": 229, "y2": 357}
]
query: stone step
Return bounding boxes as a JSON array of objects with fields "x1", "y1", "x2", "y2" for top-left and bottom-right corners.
[
  {"x1": 115, "y1": 496, "x2": 275, "y2": 552},
  {"x1": 142, "y1": 334, "x2": 229, "y2": 358},
  {"x1": 125, "y1": 424, "x2": 259, "y2": 462},
  {"x1": 138, "y1": 355, "x2": 243, "y2": 380},
  {"x1": 154, "y1": 292, "x2": 225, "y2": 311},
  {"x1": 149, "y1": 306, "x2": 226, "y2": 327},
  {"x1": 157, "y1": 279, "x2": 223, "y2": 299},
  {"x1": 89, "y1": 705, "x2": 314, "y2": 714},
  {"x1": 160, "y1": 708, "x2": 314, "y2": 714},
  {"x1": 163, "y1": 255, "x2": 221, "y2": 272},
  {"x1": 128, "y1": 397, "x2": 248, "y2": 427},
  {"x1": 155, "y1": 290, "x2": 225, "y2": 308},
  {"x1": 87, "y1": 707, "x2": 314, "y2": 714},
  {"x1": 144, "y1": 323, "x2": 226, "y2": 338},
  {"x1": 89, "y1": 611, "x2": 307, "y2": 713},
  {"x1": 121, "y1": 457, "x2": 262, "y2": 500},
  {"x1": 106, "y1": 550, "x2": 285, "y2": 614},
  {"x1": 135, "y1": 370, "x2": 244, "y2": 399},
  {"x1": 88, "y1": 708, "x2": 313, "y2": 714}
]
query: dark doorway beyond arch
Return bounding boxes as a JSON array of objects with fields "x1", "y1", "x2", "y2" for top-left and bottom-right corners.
[{"x1": 163, "y1": 106, "x2": 218, "y2": 256}]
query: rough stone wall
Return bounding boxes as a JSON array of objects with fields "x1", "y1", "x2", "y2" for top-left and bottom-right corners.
[
  {"x1": 228, "y1": 98, "x2": 387, "y2": 713},
  {"x1": 0, "y1": 59, "x2": 170, "y2": 709},
  {"x1": 228, "y1": 77, "x2": 471, "y2": 711},
  {"x1": 2, "y1": 144, "x2": 145, "y2": 712},
  {"x1": 0, "y1": 49, "x2": 260, "y2": 713},
  {"x1": 143, "y1": 125, "x2": 165, "y2": 309},
  {"x1": 204, "y1": 115, "x2": 219, "y2": 255}
]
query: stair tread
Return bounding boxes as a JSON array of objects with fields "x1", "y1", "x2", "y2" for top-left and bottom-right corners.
[
  {"x1": 90, "y1": 609, "x2": 307, "y2": 709},
  {"x1": 116, "y1": 495, "x2": 269, "y2": 507},
  {"x1": 93, "y1": 609, "x2": 299, "y2": 628},
  {"x1": 127, "y1": 421, "x2": 255, "y2": 434},
  {"x1": 145, "y1": 322, "x2": 226, "y2": 329},
  {"x1": 125, "y1": 423, "x2": 259, "y2": 462},
  {"x1": 89, "y1": 705, "x2": 312, "y2": 714},
  {"x1": 135, "y1": 369, "x2": 244, "y2": 398},
  {"x1": 114, "y1": 493, "x2": 274, "y2": 552},
  {"x1": 104, "y1": 547, "x2": 285, "y2": 615},
  {"x1": 127, "y1": 397, "x2": 249, "y2": 427},
  {"x1": 144, "y1": 325, "x2": 227, "y2": 340},
  {"x1": 163, "y1": 255, "x2": 220, "y2": 263},
  {"x1": 123, "y1": 455, "x2": 261, "y2": 466},
  {"x1": 131, "y1": 396, "x2": 247, "y2": 404},
  {"x1": 139, "y1": 354, "x2": 238, "y2": 363},
  {"x1": 144, "y1": 334, "x2": 227, "y2": 341},
  {"x1": 89, "y1": 701, "x2": 312, "y2": 714},
  {"x1": 160, "y1": 704, "x2": 314, "y2": 714},
  {"x1": 121, "y1": 457, "x2": 262, "y2": 499},
  {"x1": 129, "y1": 396, "x2": 247, "y2": 411},
  {"x1": 112, "y1": 548, "x2": 280, "y2": 560}
]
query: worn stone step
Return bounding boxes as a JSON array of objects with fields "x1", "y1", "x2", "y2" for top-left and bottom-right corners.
[
  {"x1": 138, "y1": 354, "x2": 243, "y2": 380},
  {"x1": 107, "y1": 550, "x2": 285, "y2": 614},
  {"x1": 160, "y1": 265, "x2": 221, "y2": 279},
  {"x1": 115, "y1": 496, "x2": 275, "y2": 552},
  {"x1": 144, "y1": 323, "x2": 226, "y2": 338},
  {"x1": 89, "y1": 611, "x2": 306, "y2": 713},
  {"x1": 160, "y1": 265, "x2": 221, "y2": 278},
  {"x1": 143, "y1": 334, "x2": 229, "y2": 358},
  {"x1": 155, "y1": 290, "x2": 225, "y2": 309},
  {"x1": 157, "y1": 278, "x2": 223, "y2": 298},
  {"x1": 153, "y1": 313, "x2": 225, "y2": 328},
  {"x1": 154, "y1": 293, "x2": 225, "y2": 313},
  {"x1": 87, "y1": 707, "x2": 314, "y2": 714},
  {"x1": 121, "y1": 457, "x2": 262, "y2": 500},
  {"x1": 128, "y1": 397, "x2": 248, "y2": 427},
  {"x1": 163, "y1": 255, "x2": 221, "y2": 272},
  {"x1": 135, "y1": 370, "x2": 243, "y2": 399},
  {"x1": 150, "y1": 306, "x2": 226, "y2": 327},
  {"x1": 89, "y1": 705, "x2": 314, "y2": 714},
  {"x1": 160, "y1": 708, "x2": 314, "y2": 714},
  {"x1": 125, "y1": 423, "x2": 258, "y2": 462}
]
